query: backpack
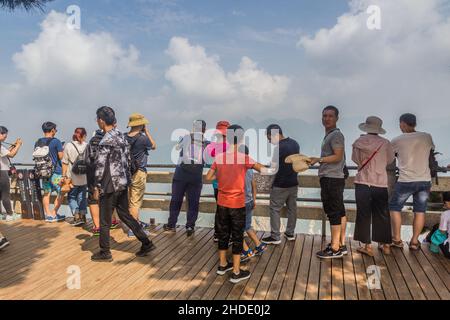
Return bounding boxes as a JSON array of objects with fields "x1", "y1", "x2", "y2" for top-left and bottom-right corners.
[
  {"x1": 179, "y1": 134, "x2": 209, "y2": 175},
  {"x1": 128, "y1": 135, "x2": 141, "y2": 176},
  {"x1": 32, "y1": 138, "x2": 55, "y2": 179},
  {"x1": 70, "y1": 142, "x2": 87, "y2": 175}
]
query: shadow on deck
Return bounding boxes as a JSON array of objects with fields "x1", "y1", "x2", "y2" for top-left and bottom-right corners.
[{"x1": 0, "y1": 220, "x2": 449, "y2": 300}]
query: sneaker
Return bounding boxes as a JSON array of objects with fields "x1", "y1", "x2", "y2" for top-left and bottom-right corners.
[
  {"x1": 284, "y1": 233, "x2": 295, "y2": 241},
  {"x1": 240, "y1": 249, "x2": 255, "y2": 262},
  {"x1": 13, "y1": 213, "x2": 22, "y2": 221},
  {"x1": 136, "y1": 242, "x2": 156, "y2": 257},
  {"x1": 92, "y1": 227, "x2": 100, "y2": 237},
  {"x1": 140, "y1": 221, "x2": 150, "y2": 229},
  {"x1": 5, "y1": 215, "x2": 14, "y2": 223},
  {"x1": 186, "y1": 227, "x2": 195, "y2": 237},
  {"x1": 45, "y1": 216, "x2": 58, "y2": 223},
  {"x1": 326, "y1": 243, "x2": 348, "y2": 256},
  {"x1": 213, "y1": 235, "x2": 219, "y2": 243},
  {"x1": 163, "y1": 224, "x2": 176, "y2": 233},
  {"x1": 110, "y1": 220, "x2": 120, "y2": 230},
  {"x1": 262, "y1": 236, "x2": 281, "y2": 245},
  {"x1": 91, "y1": 251, "x2": 113, "y2": 262},
  {"x1": 317, "y1": 247, "x2": 344, "y2": 259},
  {"x1": 0, "y1": 237, "x2": 10, "y2": 250},
  {"x1": 72, "y1": 213, "x2": 84, "y2": 227},
  {"x1": 0, "y1": 214, "x2": 5, "y2": 221},
  {"x1": 230, "y1": 270, "x2": 251, "y2": 284},
  {"x1": 255, "y1": 243, "x2": 268, "y2": 256},
  {"x1": 217, "y1": 262, "x2": 234, "y2": 276},
  {"x1": 55, "y1": 214, "x2": 66, "y2": 222}
]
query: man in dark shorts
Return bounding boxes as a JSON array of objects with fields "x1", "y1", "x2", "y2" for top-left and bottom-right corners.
[{"x1": 311, "y1": 106, "x2": 348, "y2": 259}]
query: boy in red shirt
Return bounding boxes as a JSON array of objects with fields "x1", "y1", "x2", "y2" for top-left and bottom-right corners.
[{"x1": 206, "y1": 125, "x2": 267, "y2": 284}]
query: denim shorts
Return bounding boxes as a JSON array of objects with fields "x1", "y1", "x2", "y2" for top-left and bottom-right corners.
[
  {"x1": 389, "y1": 181, "x2": 432, "y2": 213},
  {"x1": 245, "y1": 200, "x2": 254, "y2": 232}
]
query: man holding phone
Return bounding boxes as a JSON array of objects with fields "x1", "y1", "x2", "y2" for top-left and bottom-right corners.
[{"x1": 126, "y1": 113, "x2": 157, "y2": 237}]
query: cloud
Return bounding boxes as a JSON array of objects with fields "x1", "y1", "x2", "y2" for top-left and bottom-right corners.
[
  {"x1": 165, "y1": 37, "x2": 291, "y2": 106},
  {"x1": 0, "y1": 11, "x2": 154, "y2": 162},
  {"x1": 232, "y1": 10, "x2": 246, "y2": 17},
  {"x1": 295, "y1": 0, "x2": 450, "y2": 120},
  {"x1": 13, "y1": 11, "x2": 151, "y2": 88},
  {"x1": 239, "y1": 27, "x2": 304, "y2": 45}
]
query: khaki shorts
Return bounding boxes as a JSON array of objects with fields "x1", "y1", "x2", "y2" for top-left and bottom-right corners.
[{"x1": 129, "y1": 170, "x2": 147, "y2": 209}]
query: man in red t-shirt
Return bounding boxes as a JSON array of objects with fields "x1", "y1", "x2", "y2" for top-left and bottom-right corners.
[{"x1": 206, "y1": 125, "x2": 267, "y2": 284}]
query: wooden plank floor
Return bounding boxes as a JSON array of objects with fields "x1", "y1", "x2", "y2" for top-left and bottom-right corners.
[{"x1": 0, "y1": 220, "x2": 449, "y2": 300}]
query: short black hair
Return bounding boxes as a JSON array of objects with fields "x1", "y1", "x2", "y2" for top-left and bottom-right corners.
[
  {"x1": 266, "y1": 124, "x2": 283, "y2": 137},
  {"x1": 400, "y1": 113, "x2": 417, "y2": 127},
  {"x1": 443, "y1": 192, "x2": 450, "y2": 202},
  {"x1": 238, "y1": 144, "x2": 250, "y2": 155},
  {"x1": 226, "y1": 124, "x2": 245, "y2": 145},
  {"x1": 96, "y1": 106, "x2": 116, "y2": 126},
  {"x1": 42, "y1": 122, "x2": 57, "y2": 133},
  {"x1": 323, "y1": 105, "x2": 339, "y2": 117},
  {"x1": 0, "y1": 126, "x2": 8, "y2": 135}
]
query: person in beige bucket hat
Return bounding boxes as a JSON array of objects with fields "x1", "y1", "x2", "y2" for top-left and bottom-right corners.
[
  {"x1": 352, "y1": 116, "x2": 394, "y2": 257},
  {"x1": 126, "y1": 113, "x2": 156, "y2": 237},
  {"x1": 127, "y1": 113, "x2": 150, "y2": 128},
  {"x1": 358, "y1": 116, "x2": 386, "y2": 135}
]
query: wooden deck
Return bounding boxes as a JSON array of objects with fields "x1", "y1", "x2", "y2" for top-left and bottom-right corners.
[{"x1": 0, "y1": 220, "x2": 449, "y2": 300}]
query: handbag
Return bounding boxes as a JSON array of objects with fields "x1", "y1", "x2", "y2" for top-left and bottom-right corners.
[{"x1": 358, "y1": 143, "x2": 384, "y2": 173}]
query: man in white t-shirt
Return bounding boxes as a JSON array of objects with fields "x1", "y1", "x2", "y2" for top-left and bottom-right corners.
[{"x1": 389, "y1": 114, "x2": 435, "y2": 251}]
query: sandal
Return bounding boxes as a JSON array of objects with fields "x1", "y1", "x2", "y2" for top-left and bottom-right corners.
[
  {"x1": 391, "y1": 240, "x2": 404, "y2": 249},
  {"x1": 378, "y1": 244, "x2": 392, "y2": 255},
  {"x1": 357, "y1": 247, "x2": 374, "y2": 257},
  {"x1": 409, "y1": 242, "x2": 422, "y2": 251}
]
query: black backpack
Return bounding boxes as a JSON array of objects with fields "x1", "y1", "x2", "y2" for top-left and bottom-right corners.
[
  {"x1": 70, "y1": 142, "x2": 87, "y2": 175},
  {"x1": 128, "y1": 136, "x2": 141, "y2": 176}
]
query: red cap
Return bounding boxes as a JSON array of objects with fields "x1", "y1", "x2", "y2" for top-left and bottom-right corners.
[{"x1": 215, "y1": 121, "x2": 230, "y2": 136}]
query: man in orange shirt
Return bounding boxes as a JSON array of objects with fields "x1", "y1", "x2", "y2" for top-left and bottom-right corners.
[{"x1": 206, "y1": 125, "x2": 268, "y2": 284}]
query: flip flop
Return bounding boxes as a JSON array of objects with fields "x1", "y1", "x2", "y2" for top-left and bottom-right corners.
[
  {"x1": 357, "y1": 247, "x2": 374, "y2": 257},
  {"x1": 391, "y1": 240, "x2": 404, "y2": 249},
  {"x1": 409, "y1": 242, "x2": 422, "y2": 251}
]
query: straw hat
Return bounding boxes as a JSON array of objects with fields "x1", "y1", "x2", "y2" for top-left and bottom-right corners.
[
  {"x1": 285, "y1": 154, "x2": 312, "y2": 173},
  {"x1": 128, "y1": 113, "x2": 149, "y2": 128},
  {"x1": 358, "y1": 116, "x2": 386, "y2": 135}
]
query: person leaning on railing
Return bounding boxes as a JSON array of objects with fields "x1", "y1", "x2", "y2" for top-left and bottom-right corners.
[
  {"x1": 352, "y1": 116, "x2": 395, "y2": 257},
  {"x1": 389, "y1": 113, "x2": 435, "y2": 251}
]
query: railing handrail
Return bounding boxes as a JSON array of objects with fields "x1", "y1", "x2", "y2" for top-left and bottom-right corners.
[{"x1": 11, "y1": 163, "x2": 360, "y2": 171}]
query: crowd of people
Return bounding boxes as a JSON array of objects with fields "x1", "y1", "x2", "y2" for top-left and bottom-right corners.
[{"x1": 0, "y1": 105, "x2": 449, "y2": 284}]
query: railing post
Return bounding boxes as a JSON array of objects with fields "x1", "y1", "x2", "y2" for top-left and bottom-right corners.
[{"x1": 321, "y1": 213, "x2": 327, "y2": 238}]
